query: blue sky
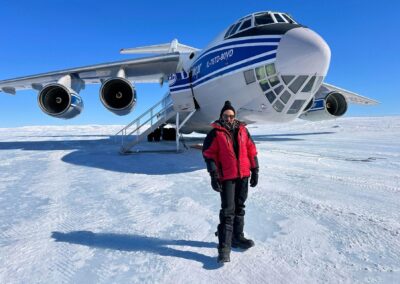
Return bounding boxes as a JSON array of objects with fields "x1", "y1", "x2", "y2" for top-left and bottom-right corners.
[{"x1": 0, "y1": 0, "x2": 399, "y2": 127}]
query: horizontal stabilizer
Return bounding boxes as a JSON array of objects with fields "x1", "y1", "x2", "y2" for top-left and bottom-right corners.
[
  {"x1": 323, "y1": 83, "x2": 379, "y2": 105},
  {"x1": 120, "y1": 39, "x2": 199, "y2": 55}
]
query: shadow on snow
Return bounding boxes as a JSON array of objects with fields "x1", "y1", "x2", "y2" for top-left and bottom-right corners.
[
  {"x1": 51, "y1": 231, "x2": 222, "y2": 270},
  {"x1": 0, "y1": 131, "x2": 335, "y2": 174},
  {"x1": 0, "y1": 137, "x2": 205, "y2": 175}
]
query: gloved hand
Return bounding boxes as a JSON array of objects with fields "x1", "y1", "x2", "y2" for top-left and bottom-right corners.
[
  {"x1": 250, "y1": 168, "x2": 259, "y2": 187},
  {"x1": 210, "y1": 171, "x2": 222, "y2": 192}
]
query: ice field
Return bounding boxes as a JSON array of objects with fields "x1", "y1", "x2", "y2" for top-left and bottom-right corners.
[{"x1": 0, "y1": 116, "x2": 399, "y2": 283}]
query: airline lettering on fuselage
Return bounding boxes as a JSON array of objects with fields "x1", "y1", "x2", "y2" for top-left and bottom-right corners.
[
  {"x1": 190, "y1": 48, "x2": 234, "y2": 81},
  {"x1": 206, "y1": 49, "x2": 234, "y2": 68},
  {"x1": 191, "y1": 63, "x2": 202, "y2": 79},
  {"x1": 168, "y1": 73, "x2": 177, "y2": 86}
]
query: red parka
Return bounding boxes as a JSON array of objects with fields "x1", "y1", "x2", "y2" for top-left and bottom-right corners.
[{"x1": 203, "y1": 121, "x2": 258, "y2": 181}]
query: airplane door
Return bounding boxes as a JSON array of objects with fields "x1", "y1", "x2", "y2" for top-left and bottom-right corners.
[{"x1": 170, "y1": 70, "x2": 196, "y2": 112}]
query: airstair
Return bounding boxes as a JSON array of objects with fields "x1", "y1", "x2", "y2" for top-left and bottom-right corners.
[{"x1": 115, "y1": 94, "x2": 196, "y2": 154}]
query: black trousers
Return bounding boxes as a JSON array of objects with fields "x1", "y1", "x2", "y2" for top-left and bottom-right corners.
[{"x1": 218, "y1": 178, "x2": 249, "y2": 248}]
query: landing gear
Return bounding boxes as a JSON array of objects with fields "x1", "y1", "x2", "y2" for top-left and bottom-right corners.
[
  {"x1": 162, "y1": 127, "x2": 176, "y2": 141},
  {"x1": 147, "y1": 125, "x2": 176, "y2": 142}
]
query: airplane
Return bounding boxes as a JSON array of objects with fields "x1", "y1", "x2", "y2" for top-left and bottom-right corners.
[{"x1": 0, "y1": 11, "x2": 378, "y2": 150}]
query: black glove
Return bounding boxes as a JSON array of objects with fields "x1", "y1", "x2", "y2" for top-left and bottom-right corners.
[
  {"x1": 250, "y1": 168, "x2": 259, "y2": 187},
  {"x1": 210, "y1": 171, "x2": 222, "y2": 192}
]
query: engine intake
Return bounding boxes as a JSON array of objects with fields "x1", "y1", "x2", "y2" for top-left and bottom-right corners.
[
  {"x1": 100, "y1": 78, "x2": 136, "y2": 115},
  {"x1": 325, "y1": 92, "x2": 347, "y2": 116},
  {"x1": 38, "y1": 84, "x2": 83, "y2": 119},
  {"x1": 300, "y1": 91, "x2": 347, "y2": 121}
]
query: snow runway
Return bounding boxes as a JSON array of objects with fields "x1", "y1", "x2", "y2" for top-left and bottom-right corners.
[{"x1": 0, "y1": 117, "x2": 399, "y2": 283}]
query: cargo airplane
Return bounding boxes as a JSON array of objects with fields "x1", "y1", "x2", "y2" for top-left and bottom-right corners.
[{"x1": 0, "y1": 11, "x2": 378, "y2": 136}]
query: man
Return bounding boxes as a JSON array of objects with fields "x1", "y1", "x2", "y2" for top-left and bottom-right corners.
[{"x1": 202, "y1": 101, "x2": 259, "y2": 263}]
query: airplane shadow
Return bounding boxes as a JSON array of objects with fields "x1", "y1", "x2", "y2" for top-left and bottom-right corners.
[
  {"x1": 0, "y1": 137, "x2": 205, "y2": 175},
  {"x1": 51, "y1": 231, "x2": 221, "y2": 270},
  {"x1": 252, "y1": 131, "x2": 335, "y2": 142},
  {"x1": 0, "y1": 131, "x2": 335, "y2": 174}
]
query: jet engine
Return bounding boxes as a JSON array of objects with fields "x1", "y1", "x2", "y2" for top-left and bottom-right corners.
[
  {"x1": 99, "y1": 78, "x2": 136, "y2": 115},
  {"x1": 300, "y1": 86, "x2": 347, "y2": 121},
  {"x1": 38, "y1": 83, "x2": 83, "y2": 119}
]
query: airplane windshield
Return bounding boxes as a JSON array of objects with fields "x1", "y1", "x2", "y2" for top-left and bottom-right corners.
[
  {"x1": 255, "y1": 13, "x2": 274, "y2": 25},
  {"x1": 254, "y1": 12, "x2": 297, "y2": 26},
  {"x1": 225, "y1": 12, "x2": 298, "y2": 39},
  {"x1": 281, "y1": 14, "x2": 296, "y2": 24},
  {"x1": 274, "y1": 14, "x2": 286, "y2": 23}
]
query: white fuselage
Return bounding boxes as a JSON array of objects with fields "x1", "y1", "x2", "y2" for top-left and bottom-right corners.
[{"x1": 168, "y1": 12, "x2": 331, "y2": 133}]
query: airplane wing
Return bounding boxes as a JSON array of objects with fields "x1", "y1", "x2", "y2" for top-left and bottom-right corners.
[
  {"x1": 0, "y1": 52, "x2": 181, "y2": 95},
  {"x1": 323, "y1": 83, "x2": 379, "y2": 105}
]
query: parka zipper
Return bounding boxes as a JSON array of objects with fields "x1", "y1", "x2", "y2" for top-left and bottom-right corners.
[{"x1": 225, "y1": 127, "x2": 242, "y2": 179}]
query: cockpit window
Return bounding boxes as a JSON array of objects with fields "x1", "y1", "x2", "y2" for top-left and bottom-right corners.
[
  {"x1": 225, "y1": 22, "x2": 241, "y2": 38},
  {"x1": 225, "y1": 24, "x2": 235, "y2": 37},
  {"x1": 230, "y1": 22, "x2": 241, "y2": 35},
  {"x1": 239, "y1": 18, "x2": 252, "y2": 31},
  {"x1": 282, "y1": 14, "x2": 295, "y2": 24},
  {"x1": 274, "y1": 13, "x2": 286, "y2": 23},
  {"x1": 255, "y1": 13, "x2": 274, "y2": 26},
  {"x1": 225, "y1": 16, "x2": 253, "y2": 38},
  {"x1": 225, "y1": 11, "x2": 298, "y2": 39}
]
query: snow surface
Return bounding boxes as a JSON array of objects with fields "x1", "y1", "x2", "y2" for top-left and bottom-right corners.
[{"x1": 0, "y1": 116, "x2": 399, "y2": 283}]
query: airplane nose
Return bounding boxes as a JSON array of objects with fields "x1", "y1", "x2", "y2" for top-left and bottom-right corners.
[{"x1": 275, "y1": 27, "x2": 331, "y2": 76}]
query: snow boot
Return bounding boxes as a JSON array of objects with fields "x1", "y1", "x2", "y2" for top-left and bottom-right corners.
[
  {"x1": 217, "y1": 246, "x2": 231, "y2": 263},
  {"x1": 232, "y1": 233, "x2": 255, "y2": 249},
  {"x1": 232, "y1": 216, "x2": 255, "y2": 249},
  {"x1": 216, "y1": 223, "x2": 232, "y2": 263}
]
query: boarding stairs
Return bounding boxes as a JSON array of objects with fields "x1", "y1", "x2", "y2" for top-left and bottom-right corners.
[{"x1": 115, "y1": 95, "x2": 196, "y2": 154}]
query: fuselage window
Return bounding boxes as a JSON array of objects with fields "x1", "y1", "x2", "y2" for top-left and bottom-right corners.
[
  {"x1": 274, "y1": 14, "x2": 286, "y2": 23},
  {"x1": 239, "y1": 18, "x2": 252, "y2": 31},
  {"x1": 268, "y1": 76, "x2": 280, "y2": 87},
  {"x1": 289, "y1": 75, "x2": 308, "y2": 93},
  {"x1": 301, "y1": 76, "x2": 316, "y2": 93},
  {"x1": 273, "y1": 100, "x2": 284, "y2": 112},
  {"x1": 287, "y1": 100, "x2": 306, "y2": 114},
  {"x1": 255, "y1": 13, "x2": 274, "y2": 26},
  {"x1": 243, "y1": 70, "x2": 256, "y2": 85},
  {"x1": 280, "y1": 91, "x2": 291, "y2": 104},
  {"x1": 265, "y1": 91, "x2": 276, "y2": 103},
  {"x1": 255, "y1": 66, "x2": 267, "y2": 80},
  {"x1": 265, "y1": 63, "x2": 276, "y2": 76}
]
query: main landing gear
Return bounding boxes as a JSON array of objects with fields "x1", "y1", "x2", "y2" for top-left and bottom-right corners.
[{"x1": 147, "y1": 125, "x2": 177, "y2": 142}]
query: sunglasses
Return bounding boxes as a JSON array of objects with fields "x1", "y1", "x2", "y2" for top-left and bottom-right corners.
[{"x1": 222, "y1": 114, "x2": 235, "y2": 119}]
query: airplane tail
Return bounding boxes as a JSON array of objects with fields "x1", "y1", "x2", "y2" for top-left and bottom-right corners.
[{"x1": 120, "y1": 39, "x2": 199, "y2": 55}]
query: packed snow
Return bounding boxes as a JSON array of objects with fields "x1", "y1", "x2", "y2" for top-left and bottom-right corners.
[{"x1": 0, "y1": 116, "x2": 399, "y2": 283}]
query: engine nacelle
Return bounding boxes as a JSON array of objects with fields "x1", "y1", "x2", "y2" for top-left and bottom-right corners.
[
  {"x1": 99, "y1": 78, "x2": 136, "y2": 116},
  {"x1": 300, "y1": 89, "x2": 347, "y2": 121},
  {"x1": 38, "y1": 83, "x2": 83, "y2": 119}
]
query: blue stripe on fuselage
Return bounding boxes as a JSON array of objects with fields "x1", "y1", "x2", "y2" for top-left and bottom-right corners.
[
  {"x1": 170, "y1": 51, "x2": 277, "y2": 92},
  {"x1": 169, "y1": 36, "x2": 282, "y2": 93},
  {"x1": 193, "y1": 37, "x2": 281, "y2": 66},
  {"x1": 172, "y1": 46, "x2": 278, "y2": 88},
  {"x1": 308, "y1": 99, "x2": 325, "y2": 111}
]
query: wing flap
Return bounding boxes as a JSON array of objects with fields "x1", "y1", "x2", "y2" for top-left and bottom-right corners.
[
  {"x1": 0, "y1": 52, "x2": 180, "y2": 93},
  {"x1": 323, "y1": 83, "x2": 379, "y2": 105}
]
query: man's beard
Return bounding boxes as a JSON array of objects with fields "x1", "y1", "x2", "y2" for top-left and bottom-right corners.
[{"x1": 220, "y1": 119, "x2": 238, "y2": 131}]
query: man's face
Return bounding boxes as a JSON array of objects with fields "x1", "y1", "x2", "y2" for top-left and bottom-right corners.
[{"x1": 222, "y1": 110, "x2": 235, "y2": 124}]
